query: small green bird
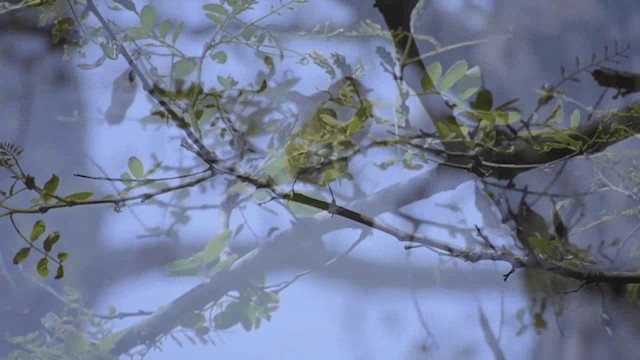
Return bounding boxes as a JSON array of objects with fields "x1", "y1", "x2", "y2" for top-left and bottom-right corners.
[{"x1": 284, "y1": 77, "x2": 373, "y2": 185}]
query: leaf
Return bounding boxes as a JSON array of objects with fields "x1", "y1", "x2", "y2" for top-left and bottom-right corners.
[
  {"x1": 455, "y1": 65, "x2": 482, "y2": 99},
  {"x1": 64, "y1": 191, "x2": 93, "y2": 201},
  {"x1": 172, "y1": 59, "x2": 196, "y2": 79},
  {"x1": 43, "y1": 173, "x2": 59, "y2": 202},
  {"x1": 30, "y1": 220, "x2": 46, "y2": 241},
  {"x1": 211, "y1": 51, "x2": 227, "y2": 64},
  {"x1": 140, "y1": 5, "x2": 156, "y2": 34},
  {"x1": 172, "y1": 21, "x2": 183, "y2": 44},
  {"x1": 12, "y1": 247, "x2": 31, "y2": 264},
  {"x1": 57, "y1": 251, "x2": 68, "y2": 262},
  {"x1": 426, "y1": 62, "x2": 442, "y2": 85},
  {"x1": 471, "y1": 88, "x2": 493, "y2": 111},
  {"x1": 217, "y1": 75, "x2": 238, "y2": 89},
  {"x1": 54, "y1": 265, "x2": 64, "y2": 279},
  {"x1": 203, "y1": 3, "x2": 229, "y2": 16},
  {"x1": 200, "y1": 229, "x2": 231, "y2": 263},
  {"x1": 43, "y1": 231, "x2": 60, "y2": 253},
  {"x1": 37, "y1": 257, "x2": 49, "y2": 277},
  {"x1": 128, "y1": 156, "x2": 144, "y2": 179},
  {"x1": 120, "y1": 172, "x2": 132, "y2": 186},
  {"x1": 440, "y1": 60, "x2": 468, "y2": 92},
  {"x1": 420, "y1": 73, "x2": 435, "y2": 92},
  {"x1": 570, "y1": 109, "x2": 580, "y2": 128},
  {"x1": 205, "y1": 13, "x2": 224, "y2": 25},
  {"x1": 158, "y1": 19, "x2": 171, "y2": 39}
]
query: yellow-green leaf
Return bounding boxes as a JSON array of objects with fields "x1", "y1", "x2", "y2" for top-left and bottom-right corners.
[
  {"x1": 12, "y1": 247, "x2": 31, "y2": 264},
  {"x1": 43, "y1": 231, "x2": 60, "y2": 253},
  {"x1": 203, "y1": 3, "x2": 229, "y2": 16},
  {"x1": 570, "y1": 109, "x2": 580, "y2": 128},
  {"x1": 426, "y1": 62, "x2": 442, "y2": 85},
  {"x1": 54, "y1": 265, "x2": 64, "y2": 279},
  {"x1": 30, "y1": 220, "x2": 46, "y2": 241},
  {"x1": 171, "y1": 21, "x2": 183, "y2": 44},
  {"x1": 420, "y1": 73, "x2": 435, "y2": 92},
  {"x1": 37, "y1": 257, "x2": 49, "y2": 277},
  {"x1": 211, "y1": 51, "x2": 227, "y2": 64},
  {"x1": 158, "y1": 19, "x2": 171, "y2": 39},
  {"x1": 140, "y1": 5, "x2": 156, "y2": 34},
  {"x1": 128, "y1": 156, "x2": 144, "y2": 179},
  {"x1": 172, "y1": 59, "x2": 196, "y2": 79},
  {"x1": 64, "y1": 192, "x2": 93, "y2": 201},
  {"x1": 440, "y1": 60, "x2": 468, "y2": 92},
  {"x1": 43, "y1": 173, "x2": 59, "y2": 196}
]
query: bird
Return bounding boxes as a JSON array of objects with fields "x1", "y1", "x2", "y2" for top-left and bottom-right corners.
[{"x1": 284, "y1": 77, "x2": 373, "y2": 185}]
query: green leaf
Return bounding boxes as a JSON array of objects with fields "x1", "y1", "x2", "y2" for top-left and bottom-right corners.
[
  {"x1": 241, "y1": 25, "x2": 258, "y2": 41},
  {"x1": 43, "y1": 173, "x2": 60, "y2": 200},
  {"x1": 158, "y1": 19, "x2": 171, "y2": 39},
  {"x1": 455, "y1": 65, "x2": 482, "y2": 100},
  {"x1": 30, "y1": 220, "x2": 46, "y2": 241},
  {"x1": 12, "y1": 247, "x2": 31, "y2": 264},
  {"x1": 54, "y1": 265, "x2": 64, "y2": 279},
  {"x1": 43, "y1": 231, "x2": 60, "y2": 253},
  {"x1": 420, "y1": 73, "x2": 434, "y2": 92},
  {"x1": 64, "y1": 191, "x2": 93, "y2": 201},
  {"x1": 203, "y1": 3, "x2": 229, "y2": 16},
  {"x1": 140, "y1": 5, "x2": 156, "y2": 34},
  {"x1": 217, "y1": 75, "x2": 238, "y2": 89},
  {"x1": 200, "y1": 229, "x2": 231, "y2": 263},
  {"x1": 172, "y1": 21, "x2": 183, "y2": 44},
  {"x1": 205, "y1": 13, "x2": 224, "y2": 25},
  {"x1": 471, "y1": 89, "x2": 493, "y2": 111},
  {"x1": 570, "y1": 109, "x2": 580, "y2": 128},
  {"x1": 57, "y1": 251, "x2": 68, "y2": 263},
  {"x1": 426, "y1": 62, "x2": 442, "y2": 86},
  {"x1": 172, "y1": 59, "x2": 196, "y2": 79},
  {"x1": 128, "y1": 156, "x2": 144, "y2": 179},
  {"x1": 210, "y1": 51, "x2": 227, "y2": 64},
  {"x1": 37, "y1": 257, "x2": 49, "y2": 277},
  {"x1": 120, "y1": 172, "x2": 133, "y2": 187},
  {"x1": 440, "y1": 60, "x2": 468, "y2": 92}
]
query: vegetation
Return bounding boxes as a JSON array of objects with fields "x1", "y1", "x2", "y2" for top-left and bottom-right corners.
[{"x1": 2, "y1": 0, "x2": 640, "y2": 358}]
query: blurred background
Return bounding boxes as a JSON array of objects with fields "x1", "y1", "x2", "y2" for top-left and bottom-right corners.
[{"x1": 2, "y1": 0, "x2": 640, "y2": 359}]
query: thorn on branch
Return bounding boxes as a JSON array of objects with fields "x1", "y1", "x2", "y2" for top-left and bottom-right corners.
[{"x1": 503, "y1": 266, "x2": 516, "y2": 282}]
